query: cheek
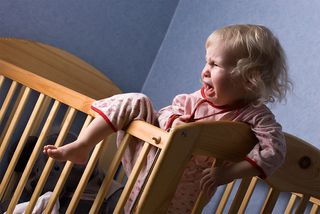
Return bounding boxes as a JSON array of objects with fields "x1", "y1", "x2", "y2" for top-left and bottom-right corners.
[
  {"x1": 213, "y1": 75, "x2": 230, "y2": 90},
  {"x1": 216, "y1": 78, "x2": 241, "y2": 100}
]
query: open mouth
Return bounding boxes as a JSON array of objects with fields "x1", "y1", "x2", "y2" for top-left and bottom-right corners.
[{"x1": 203, "y1": 82, "x2": 215, "y2": 97}]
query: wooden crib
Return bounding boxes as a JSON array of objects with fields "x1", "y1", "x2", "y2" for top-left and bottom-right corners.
[{"x1": 1, "y1": 39, "x2": 320, "y2": 214}]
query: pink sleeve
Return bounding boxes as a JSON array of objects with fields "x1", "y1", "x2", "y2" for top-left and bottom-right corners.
[
  {"x1": 158, "y1": 94, "x2": 188, "y2": 130},
  {"x1": 237, "y1": 105, "x2": 286, "y2": 178},
  {"x1": 91, "y1": 93, "x2": 158, "y2": 131}
]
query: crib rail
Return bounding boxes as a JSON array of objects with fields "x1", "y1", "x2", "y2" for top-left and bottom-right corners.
[
  {"x1": 0, "y1": 38, "x2": 121, "y2": 99},
  {"x1": 0, "y1": 60, "x2": 95, "y2": 114}
]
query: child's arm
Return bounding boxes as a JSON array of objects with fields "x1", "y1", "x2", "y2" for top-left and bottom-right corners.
[
  {"x1": 158, "y1": 94, "x2": 189, "y2": 129},
  {"x1": 158, "y1": 90, "x2": 202, "y2": 129},
  {"x1": 199, "y1": 105, "x2": 286, "y2": 196},
  {"x1": 200, "y1": 160, "x2": 260, "y2": 196}
]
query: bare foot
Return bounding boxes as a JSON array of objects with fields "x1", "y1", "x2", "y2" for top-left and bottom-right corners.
[{"x1": 43, "y1": 142, "x2": 90, "y2": 164}]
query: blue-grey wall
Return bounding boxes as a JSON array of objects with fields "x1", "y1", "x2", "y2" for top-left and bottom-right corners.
[
  {"x1": 142, "y1": 0, "x2": 320, "y2": 149},
  {"x1": 0, "y1": 0, "x2": 179, "y2": 92}
]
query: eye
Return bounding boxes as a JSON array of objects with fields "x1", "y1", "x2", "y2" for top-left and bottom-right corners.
[
  {"x1": 206, "y1": 57, "x2": 219, "y2": 67},
  {"x1": 209, "y1": 62, "x2": 219, "y2": 67}
]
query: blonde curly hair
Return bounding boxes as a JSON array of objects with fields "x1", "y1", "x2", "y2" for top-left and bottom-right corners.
[{"x1": 206, "y1": 24, "x2": 292, "y2": 105}]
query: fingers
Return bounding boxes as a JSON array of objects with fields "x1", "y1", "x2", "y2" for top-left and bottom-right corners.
[
  {"x1": 179, "y1": 114, "x2": 192, "y2": 122},
  {"x1": 200, "y1": 168, "x2": 212, "y2": 186},
  {"x1": 202, "y1": 168, "x2": 211, "y2": 174},
  {"x1": 200, "y1": 175, "x2": 217, "y2": 197},
  {"x1": 200, "y1": 169, "x2": 214, "y2": 189},
  {"x1": 172, "y1": 115, "x2": 193, "y2": 127},
  {"x1": 172, "y1": 118, "x2": 186, "y2": 128},
  {"x1": 200, "y1": 167, "x2": 221, "y2": 197}
]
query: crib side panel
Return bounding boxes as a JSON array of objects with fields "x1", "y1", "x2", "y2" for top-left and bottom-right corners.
[{"x1": 0, "y1": 67, "x2": 105, "y2": 213}]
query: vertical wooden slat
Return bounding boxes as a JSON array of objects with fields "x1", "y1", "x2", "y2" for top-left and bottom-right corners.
[
  {"x1": 295, "y1": 195, "x2": 310, "y2": 214},
  {"x1": 0, "y1": 86, "x2": 30, "y2": 162},
  {"x1": 90, "y1": 133, "x2": 132, "y2": 213},
  {"x1": 228, "y1": 177, "x2": 252, "y2": 213},
  {"x1": 0, "y1": 83, "x2": 23, "y2": 143},
  {"x1": 0, "y1": 75, "x2": 5, "y2": 91},
  {"x1": 0, "y1": 80, "x2": 17, "y2": 125},
  {"x1": 238, "y1": 176, "x2": 258, "y2": 213},
  {"x1": 0, "y1": 93, "x2": 45, "y2": 201},
  {"x1": 0, "y1": 85, "x2": 27, "y2": 145},
  {"x1": 44, "y1": 115, "x2": 93, "y2": 214},
  {"x1": 5, "y1": 100, "x2": 60, "y2": 214},
  {"x1": 192, "y1": 159, "x2": 223, "y2": 214},
  {"x1": 29, "y1": 96, "x2": 52, "y2": 136},
  {"x1": 215, "y1": 180, "x2": 236, "y2": 213},
  {"x1": 0, "y1": 75, "x2": 5, "y2": 117},
  {"x1": 65, "y1": 139, "x2": 107, "y2": 213},
  {"x1": 25, "y1": 107, "x2": 77, "y2": 214},
  {"x1": 285, "y1": 194, "x2": 298, "y2": 214},
  {"x1": 2, "y1": 172, "x2": 19, "y2": 202},
  {"x1": 310, "y1": 204, "x2": 319, "y2": 214},
  {"x1": 260, "y1": 187, "x2": 280, "y2": 214},
  {"x1": 113, "y1": 142, "x2": 152, "y2": 213}
]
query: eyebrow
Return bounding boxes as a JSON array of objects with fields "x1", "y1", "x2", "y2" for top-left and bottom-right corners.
[{"x1": 206, "y1": 56, "x2": 221, "y2": 66}]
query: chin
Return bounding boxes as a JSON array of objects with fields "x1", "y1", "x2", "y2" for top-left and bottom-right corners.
[{"x1": 207, "y1": 97, "x2": 218, "y2": 104}]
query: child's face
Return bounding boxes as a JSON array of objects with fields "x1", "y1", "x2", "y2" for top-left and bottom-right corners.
[{"x1": 201, "y1": 37, "x2": 247, "y2": 106}]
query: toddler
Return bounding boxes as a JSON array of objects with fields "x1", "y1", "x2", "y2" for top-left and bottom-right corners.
[{"x1": 44, "y1": 24, "x2": 291, "y2": 213}]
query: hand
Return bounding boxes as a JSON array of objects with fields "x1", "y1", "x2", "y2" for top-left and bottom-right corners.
[
  {"x1": 200, "y1": 161, "x2": 261, "y2": 196},
  {"x1": 171, "y1": 115, "x2": 192, "y2": 128},
  {"x1": 200, "y1": 165, "x2": 234, "y2": 197}
]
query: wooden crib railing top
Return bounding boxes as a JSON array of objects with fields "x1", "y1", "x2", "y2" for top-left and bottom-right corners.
[
  {"x1": 0, "y1": 59, "x2": 95, "y2": 114},
  {"x1": 0, "y1": 38, "x2": 121, "y2": 99}
]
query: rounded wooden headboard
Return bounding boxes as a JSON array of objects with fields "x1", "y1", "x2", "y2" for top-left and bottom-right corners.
[{"x1": 0, "y1": 38, "x2": 121, "y2": 99}]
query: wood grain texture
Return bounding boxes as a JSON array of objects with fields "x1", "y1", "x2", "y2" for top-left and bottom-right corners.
[
  {"x1": 0, "y1": 38, "x2": 121, "y2": 99},
  {"x1": 267, "y1": 133, "x2": 320, "y2": 198}
]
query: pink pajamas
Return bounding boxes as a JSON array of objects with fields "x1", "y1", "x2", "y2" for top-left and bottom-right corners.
[{"x1": 91, "y1": 89, "x2": 286, "y2": 213}]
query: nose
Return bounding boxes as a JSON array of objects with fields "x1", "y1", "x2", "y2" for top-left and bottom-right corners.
[{"x1": 202, "y1": 64, "x2": 210, "y2": 78}]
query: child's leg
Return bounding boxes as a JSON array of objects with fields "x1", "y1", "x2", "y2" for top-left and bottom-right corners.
[{"x1": 43, "y1": 116, "x2": 113, "y2": 164}]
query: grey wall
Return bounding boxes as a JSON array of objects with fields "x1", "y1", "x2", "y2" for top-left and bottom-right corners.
[
  {"x1": 0, "y1": 0, "x2": 179, "y2": 92},
  {"x1": 142, "y1": 0, "x2": 320, "y2": 149}
]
